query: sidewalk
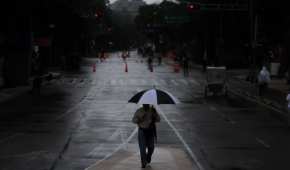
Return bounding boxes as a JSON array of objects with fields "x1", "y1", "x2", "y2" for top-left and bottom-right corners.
[
  {"x1": 85, "y1": 146, "x2": 195, "y2": 170},
  {"x1": 229, "y1": 72, "x2": 289, "y2": 111},
  {"x1": 161, "y1": 53, "x2": 289, "y2": 114}
]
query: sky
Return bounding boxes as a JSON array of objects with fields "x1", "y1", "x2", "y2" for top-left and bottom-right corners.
[{"x1": 109, "y1": 0, "x2": 163, "y2": 5}]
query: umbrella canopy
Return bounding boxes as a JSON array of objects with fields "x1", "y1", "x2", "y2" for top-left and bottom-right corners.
[{"x1": 128, "y1": 89, "x2": 179, "y2": 105}]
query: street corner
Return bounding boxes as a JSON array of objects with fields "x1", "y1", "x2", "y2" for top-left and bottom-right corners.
[{"x1": 85, "y1": 147, "x2": 195, "y2": 170}]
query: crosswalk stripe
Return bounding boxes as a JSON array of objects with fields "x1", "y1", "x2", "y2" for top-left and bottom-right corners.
[{"x1": 50, "y1": 77, "x2": 202, "y2": 88}]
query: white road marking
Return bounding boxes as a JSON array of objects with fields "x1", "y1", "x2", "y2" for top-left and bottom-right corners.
[
  {"x1": 88, "y1": 129, "x2": 121, "y2": 157},
  {"x1": 155, "y1": 106, "x2": 204, "y2": 170},
  {"x1": 87, "y1": 144, "x2": 104, "y2": 157},
  {"x1": 229, "y1": 89, "x2": 285, "y2": 115},
  {"x1": 85, "y1": 127, "x2": 138, "y2": 170},
  {"x1": 108, "y1": 129, "x2": 121, "y2": 141},
  {"x1": 120, "y1": 129, "x2": 127, "y2": 150},
  {"x1": 55, "y1": 101, "x2": 84, "y2": 120},
  {"x1": 55, "y1": 85, "x2": 100, "y2": 120}
]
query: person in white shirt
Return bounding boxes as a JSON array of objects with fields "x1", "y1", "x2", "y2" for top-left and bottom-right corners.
[{"x1": 257, "y1": 66, "x2": 271, "y2": 96}]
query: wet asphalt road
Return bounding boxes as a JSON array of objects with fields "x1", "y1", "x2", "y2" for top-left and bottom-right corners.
[{"x1": 0, "y1": 51, "x2": 290, "y2": 170}]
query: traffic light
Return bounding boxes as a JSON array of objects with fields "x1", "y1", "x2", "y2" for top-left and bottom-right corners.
[{"x1": 186, "y1": 3, "x2": 200, "y2": 12}]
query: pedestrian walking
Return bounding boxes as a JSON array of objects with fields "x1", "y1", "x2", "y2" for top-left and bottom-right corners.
[
  {"x1": 257, "y1": 66, "x2": 271, "y2": 97},
  {"x1": 132, "y1": 104, "x2": 160, "y2": 168}
]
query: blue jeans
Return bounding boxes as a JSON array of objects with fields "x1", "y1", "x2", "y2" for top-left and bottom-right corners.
[{"x1": 138, "y1": 127, "x2": 155, "y2": 165}]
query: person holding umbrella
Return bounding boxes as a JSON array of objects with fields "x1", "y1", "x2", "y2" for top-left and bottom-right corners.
[
  {"x1": 132, "y1": 104, "x2": 160, "y2": 168},
  {"x1": 129, "y1": 88, "x2": 179, "y2": 168}
]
